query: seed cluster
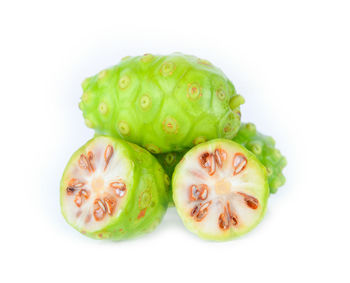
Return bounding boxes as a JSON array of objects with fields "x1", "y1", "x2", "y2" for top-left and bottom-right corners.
[
  {"x1": 65, "y1": 145, "x2": 128, "y2": 223},
  {"x1": 189, "y1": 148, "x2": 260, "y2": 230}
]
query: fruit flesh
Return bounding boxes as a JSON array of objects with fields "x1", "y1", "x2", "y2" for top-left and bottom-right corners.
[
  {"x1": 60, "y1": 136, "x2": 169, "y2": 240},
  {"x1": 156, "y1": 122, "x2": 286, "y2": 204},
  {"x1": 172, "y1": 139, "x2": 269, "y2": 241},
  {"x1": 79, "y1": 53, "x2": 243, "y2": 153}
]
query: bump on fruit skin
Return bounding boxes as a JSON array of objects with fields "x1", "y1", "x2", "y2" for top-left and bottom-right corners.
[
  {"x1": 60, "y1": 136, "x2": 169, "y2": 240},
  {"x1": 155, "y1": 151, "x2": 186, "y2": 205},
  {"x1": 156, "y1": 122, "x2": 287, "y2": 204},
  {"x1": 233, "y1": 123, "x2": 287, "y2": 193},
  {"x1": 79, "y1": 53, "x2": 243, "y2": 153}
]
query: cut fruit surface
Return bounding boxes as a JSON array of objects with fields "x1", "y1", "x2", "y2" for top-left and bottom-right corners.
[
  {"x1": 60, "y1": 136, "x2": 169, "y2": 240},
  {"x1": 172, "y1": 139, "x2": 269, "y2": 241},
  {"x1": 156, "y1": 122, "x2": 287, "y2": 206}
]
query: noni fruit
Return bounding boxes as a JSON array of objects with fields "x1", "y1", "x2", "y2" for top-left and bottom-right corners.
[
  {"x1": 156, "y1": 122, "x2": 286, "y2": 203},
  {"x1": 79, "y1": 53, "x2": 244, "y2": 153},
  {"x1": 172, "y1": 139, "x2": 269, "y2": 241},
  {"x1": 60, "y1": 136, "x2": 169, "y2": 240}
]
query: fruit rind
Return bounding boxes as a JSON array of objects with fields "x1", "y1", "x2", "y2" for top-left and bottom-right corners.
[
  {"x1": 60, "y1": 136, "x2": 169, "y2": 240},
  {"x1": 172, "y1": 139, "x2": 269, "y2": 241}
]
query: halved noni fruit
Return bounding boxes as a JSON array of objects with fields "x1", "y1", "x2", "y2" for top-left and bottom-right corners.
[
  {"x1": 60, "y1": 136, "x2": 169, "y2": 240},
  {"x1": 172, "y1": 139, "x2": 269, "y2": 241}
]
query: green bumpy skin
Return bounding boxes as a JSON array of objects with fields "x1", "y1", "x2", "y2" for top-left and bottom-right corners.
[
  {"x1": 60, "y1": 136, "x2": 169, "y2": 240},
  {"x1": 79, "y1": 53, "x2": 244, "y2": 153},
  {"x1": 156, "y1": 150, "x2": 186, "y2": 205},
  {"x1": 156, "y1": 122, "x2": 286, "y2": 204},
  {"x1": 233, "y1": 123, "x2": 287, "y2": 193}
]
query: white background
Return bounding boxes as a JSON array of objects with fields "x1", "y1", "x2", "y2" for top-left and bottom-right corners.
[{"x1": 1, "y1": 0, "x2": 349, "y2": 282}]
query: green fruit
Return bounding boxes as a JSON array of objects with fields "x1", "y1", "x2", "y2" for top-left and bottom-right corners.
[
  {"x1": 233, "y1": 123, "x2": 287, "y2": 193},
  {"x1": 172, "y1": 139, "x2": 269, "y2": 241},
  {"x1": 60, "y1": 136, "x2": 169, "y2": 240},
  {"x1": 79, "y1": 53, "x2": 243, "y2": 153},
  {"x1": 155, "y1": 151, "x2": 185, "y2": 205},
  {"x1": 156, "y1": 122, "x2": 287, "y2": 203}
]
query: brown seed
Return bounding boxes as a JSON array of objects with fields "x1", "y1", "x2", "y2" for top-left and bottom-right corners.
[
  {"x1": 231, "y1": 214, "x2": 238, "y2": 226},
  {"x1": 74, "y1": 194, "x2": 82, "y2": 207},
  {"x1": 226, "y1": 201, "x2": 238, "y2": 226},
  {"x1": 110, "y1": 181, "x2": 127, "y2": 197},
  {"x1": 189, "y1": 184, "x2": 209, "y2": 201},
  {"x1": 199, "y1": 152, "x2": 217, "y2": 175},
  {"x1": 218, "y1": 212, "x2": 229, "y2": 230},
  {"x1": 208, "y1": 154, "x2": 216, "y2": 176},
  {"x1": 191, "y1": 201, "x2": 212, "y2": 222},
  {"x1": 68, "y1": 178, "x2": 84, "y2": 188},
  {"x1": 104, "y1": 145, "x2": 114, "y2": 171},
  {"x1": 237, "y1": 192, "x2": 259, "y2": 209},
  {"x1": 104, "y1": 197, "x2": 117, "y2": 215},
  {"x1": 218, "y1": 202, "x2": 238, "y2": 230},
  {"x1": 66, "y1": 187, "x2": 75, "y2": 195},
  {"x1": 191, "y1": 204, "x2": 200, "y2": 217},
  {"x1": 97, "y1": 199, "x2": 106, "y2": 212},
  {"x1": 198, "y1": 184, "x2": 208, "y2": 200},
  {"x1": 87, "y1": 151, "x2": 95, "y2": 172},
  {"x1": 199, "y1": 152, "x2": 210, "y2": 168},
  {"x1": 79, "y1": 154, "x2": 94, "y2": 173},
  {"x1": 79, "y1": 154, "x2": 89, "y2": 170},
  {"x1": 80, "y1": 189, "x2": 89, "y2": 199},
  {"x1": 93, "y1": 199, "x2": 106, "y2": 221},
  {"x1": 189, "y1": 185, "x2": 201, "y2": 201},
  {"x1": 233, "y1": 153, "x2": 247, "y2": 176},
  {"x1": 73, "y1": 189, "x2": 89, "y2": 207},
  {"x1": 195, "y1": 208, "x2": 208, "y2": 221},
  {"x1": 214, "y1": 148, "x2": 227, "y2": 168}
]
